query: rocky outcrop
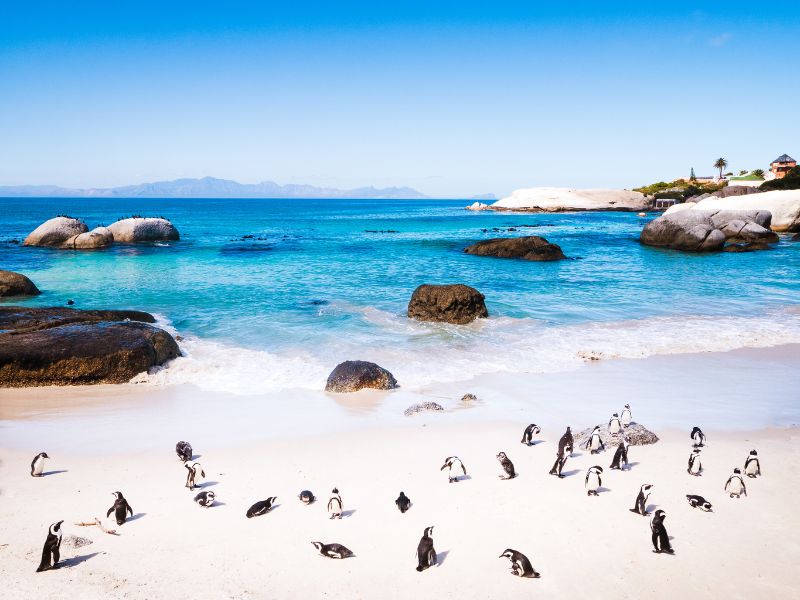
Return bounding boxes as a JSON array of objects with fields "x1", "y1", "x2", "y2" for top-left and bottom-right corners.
[
  {"x1": 0, "y1": 306, "x2": 180, "y2": 387},
  {"x1": 465, "y1": 202, "x2": 489, "y2": 211},
  {"x1": 574, "y1": 422, "x2": 659, "y2": 448},
  {"x1": 680, "y1": 189, "x2": 800, "y2": 232},
  {"x1": 404, "y1": 402, "x2": 444, "y2": 416},
  {"x1": 491, "y1": 188, "x2": 648, "y2": 212},
  {"x1": 464, "y1": 236, "x2": 566, "y2": 261},
  {"x1": 0, "y1": 270, "x2": 41, "y2": 297},
  {"x1": 63, "y1": 227, "x2": 114, "y2": 249},
  {"x1": 107, "y1": 217, "x2": 180, "y2": 242},
  {"x1": 325, "y1": 360, "x2": 398, "y2": 393},
  {"x1": 641, "y1": 210, "x2": 778, "y2": 251},
  {"x1": 23, "y1": 217, "x2": 87, "y2": 247},
  {"x1": 407, "y1": 284, "x2": 488, "y2": 325}
]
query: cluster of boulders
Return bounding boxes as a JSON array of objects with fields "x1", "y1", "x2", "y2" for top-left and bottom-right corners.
[
  {"x1": 0, "y1": 306, "x2": 180, "y2": 387},
  {"x1": 464, "y1": 235, "x2": 566, "y2": 261},
  {"x1": 574, "y1": 422, "x2": 659, "y2": 448},
  {"x1": 23, "y1": 216, "x2": 179, "y2": 249},
  {"x1": 0, "y1": 270, "x2": 40, "y2": 297}
]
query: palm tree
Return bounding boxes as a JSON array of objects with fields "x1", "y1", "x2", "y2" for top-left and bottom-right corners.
[{"x1": 714, "y1": 158, "x2": 728, "y2": 179}]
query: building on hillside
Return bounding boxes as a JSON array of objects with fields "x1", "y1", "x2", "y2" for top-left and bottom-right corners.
[{"x1": 770, "y1": 154, "x2": 796, "y2": 179}]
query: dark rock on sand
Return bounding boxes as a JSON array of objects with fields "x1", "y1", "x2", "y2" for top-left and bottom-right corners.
[
  {"x1": 0, "y1": 306, "x2": 179, "y2": 387},
  {"x1": 640, "y1": 209, "x2": 778, "y2": 251},
  {"x1": 0, "y1": 270, "x2": 41, "y2": 297},
  {"x1": 464, "y1": 236, "x2": 566, "y2": 261},
  {"x1": 574, "y1": 422, "x2": 659, "y2": 448},
  {"x1": 407, "y1": 284, "x2": 488, "y2": 325},
  {"x1": 325, "y1": 360, "x2": 398, "y2": 393},
  {"x1": 404, "y1": 402, "x2": 444, "y2": 416}
]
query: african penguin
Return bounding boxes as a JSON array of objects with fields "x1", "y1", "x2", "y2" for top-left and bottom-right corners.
[
  {"x1": 558, "y1": 427, "x2": 574, "y2": 457},
  {"x1": 585, "y1": 466, "x2": 603, "y2": 496},
  {"x1": 184, "y1": 460, "x2": 206, "y2": 490},
  {"x1": 686, "y1": 494, "x2": 713, "y2": 511},
  {"x1": 609, "y1": 439, "x2": 629, "y2": 470},
  {"x1": 687, "y1": 448, "x2": 702, "y2": 476},
  {"x1": 311, "y1": 541, "x2": 354, "y2": 559},
  {"x1": 175, "y1": 440, "x2": 193, "y2": 462},
  {"x1": 106, "y1": 491, "x2": 133, "y2": 525},
  {"x1": 327, "y1": 488, "x2": 343, "y2": 519},
  {"x1": 194, "y1": 490, "x2": 216, "y2": 507},
  {"x1": 246, "y1": 497, "x2": 277, "y2": 518},
  {"x1": 549, "y1": 448, "x2": 569, "y2": 478},
  {"x1": 520, "y1": 424, "x2": 541, "y2": 446},
  {"x1": 744, "y1": 450, "x2": 761, "y2": 478},
  {"x1": 620, "y1": 404, "x2": 632, "y2": 426},
  {"x1": 691, "y1": 427, "x2": 706, "y2": 448},
  {"x1": 608, "y1": 413, "x2": 622, "y2": 434},
  {"x1": 395, "y1": 491, "x2": 412, "y2": 513},
  {"x1": 499, "y1": 548, "x2": 540, "y2": 578},
  {"x1": 36, "y1": 520, "x2": 63, "y2": 572},
  {"x1": 30, "y1": 452, "x2": 50, "y2": 477},
  {"x1": 416, "y1": 526, "x2": 437, "y2": 572},
  {"x1": 440, "y1": 456, "x2": 467, "y2": 483},
  {"x1": 629, "y1": 484, "x2": 653, "y2": 516},
  {"x1": 650, "y1": 510, "x2": 674, "y2": 554},
  {"x1": 725, "y1": 468, "x2": 747, "y2": 498},
  {"x1": 298, "y1": 490, "x2": 316, "y2": 505},
  {"x1": 585, "y1": 426, "x2": 605, "y2": 455},
  {"x1": 496, "y1": 452, "x2": 517, "y2": 479}
]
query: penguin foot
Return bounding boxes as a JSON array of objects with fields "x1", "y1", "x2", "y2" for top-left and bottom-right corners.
[{"x1": 558, "y1": 474, "x2": 565, "y2": 479}]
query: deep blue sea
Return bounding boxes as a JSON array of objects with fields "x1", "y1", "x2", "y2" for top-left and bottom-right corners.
[{"x1": 2, "y1": 197, "x2": 799, "y2": 392}]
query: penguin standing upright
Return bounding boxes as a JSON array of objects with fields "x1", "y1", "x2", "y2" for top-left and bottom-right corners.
[
  {"x1": 609, "y1": 439, "x2": 629, "y2": 470},
  {"x1": 585, "y1": 466, "x2": 603, "y2": 496},
  {"x1": 584, "y1": 426, "x2": 605, "y2": 455},
  {"x1": 691, "y1": 427, "x2": 706, "y2": 448},
  {"x1": 395, "y1": 491, "x2": 412, "y2": 513},
  {"x1": 629, "y1": 484, "x2": 653, "y2": 516},
  {"x1": 499, "y1": 549, "x2": 540, "y2": 578},
  {"x1": 30, "y1": 452, "x2": 50, "y2": 477},
  {"x1": 744, "y1": 450, "x2": 761, "y2": 478},
  {"x1": 725, "y1": 468, "x2": 747, "y2": 498},
  {"x1": 327, "y1": 488, "x2": 343, "y2": 519},
  {"x1": 687, "y1": 448, "x2": 702, "y2": 476},
  {"x1": 415, "y1": 526, "x2": 437, "y2": 572},
  {"x1": 175, "y1": 441, "x2": 193, "y2": 462},
  {"x1": 620, "y1": 404, "x2": 632, "y2": 426},
  {"x1": 106, "y1": 491, "x2": 133, "y2": 525},
  {"x1": 650, "y1": 510, "x2": 674, "y2": 554},
  {"x1": 36, "y1": 520, "x2": 63, "y2": 572},
  {"x1": 520, "y1": 424, "x2": 541, "y2": 446},
  {"x1": 549, "y1": 448, "x2": 569, "y2": 478},
  {"x1": 496, "y1": 452, "x2": 517, "y2": 479},
  {"x1": 608, "y1": 413, "x2": 622, "y2": 435},
  {"x1": 246, "y1": 497, "x2": 277, "y2": 518},
  {"x1": 686, "y1": 494, "x2": 713, "y2": 511},
  {"x1": 440, "y1": 456, "x2": 467, "y2": 483},
  {"x1": 184, "y1": 461, "x2": 205, "y2": 490},
  {"x1": 558, "y1": 427, "x2": 574, "y2": 457}
]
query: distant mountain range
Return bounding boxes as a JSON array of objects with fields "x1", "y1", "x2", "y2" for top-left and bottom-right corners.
[{"x1": 0, "y1": 177, "x2": 428, "y2": 199}]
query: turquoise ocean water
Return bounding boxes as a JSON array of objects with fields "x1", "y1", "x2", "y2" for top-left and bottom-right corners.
[{"x1": 2, "y1": 197, "x2": 799, "y2": 393}]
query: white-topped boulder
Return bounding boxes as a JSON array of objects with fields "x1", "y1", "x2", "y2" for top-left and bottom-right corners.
[
  {"x1": 107, "y1": 217, "x2": 180, "y2": 242},
  {"x1": 62, "y1": 226, "x2": 114, "y2": 249},
  {"x1": 690, "y1": 189, "x2": 800, "y2": 232},
  {"x1": 23, "y1": 216, "x2": 88, "y2": 247},
  {"x1": 491, "y1": 187, "x2": 648, "y2": 212}
]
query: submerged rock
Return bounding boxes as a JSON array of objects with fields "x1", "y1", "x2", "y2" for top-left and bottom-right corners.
[
  {"x1": 574, "y1": 422, "x2": 659, "y2": 448},
  {"x1": 407, "y1": 284, "x2": 488, "y2": 325},
  {"x1": 23, "y1": 216, "x2": 88, "y2": 247},
  {"x1": 404, "y1": 402, "x2": 444, "y2": 416},
  {"x1": 464, "y1": 236, "x2": 566, "y2": 261},
  {"x1": 640, "y1": 209, "x2": 778, "y2": 251},
  {"x1": 0, "y1": 306, "x2": 180, "y2": 387},
  {"x1": 325, "y1": 360, "x2": 398, "y2": 393},
  {"x1": 0, "y1": 270, "x2": 41, "y2": 297},
  {"x1": 107, "y1": 217, "x2": 180, "y2": 242}
]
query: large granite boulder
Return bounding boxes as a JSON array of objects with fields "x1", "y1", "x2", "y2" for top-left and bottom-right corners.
[
  {"x1": 464, "y1": 236, "x2": 566, "y2": 261},
  {"x1": 491, "y1": 187, "x2": 648, "y2": 212},
  {"x1": 0, "y1": 270, "x2": 41, "y2": 297},
  {"x1": 574, "y1": 422, "x2": 659, "y2": 448},
  {"x1": 107, "y1": 217, "x2": 179, "y2": 242},
  {"x1": 0, "y1": 306, "x2": 180, "y2": 387},
  {"x1": 62, "y1": 227, "x2": 114, "y2": 250},
  {"x1": 325, "y1": 360, "x2": 397, "y2": 393},
  {"x1": 23, "y1": 217, "x2": 88, "y2": 247},
  {"x1": 688, "y1": 189, "x2": 800, "y2": 232},
  {"x1": 408, "y1": 284, "x2": 488, "y2": 324},
  {"x1": 641, "y1": 209, "x2": 778, "y2": 251}
]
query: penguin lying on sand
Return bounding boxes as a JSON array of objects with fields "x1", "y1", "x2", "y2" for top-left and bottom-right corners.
[
  {"x1": 499, "y1": 549, "x2": 540, "y2": 578},
  {"x1": 395, "y1": 491, "x2": 412, "y2": 513},
  {"x1": 744, "y1": 450, "x2": 761, "y2": 478},
  {"x1": 650, "y1": 510, "x2": 674, "y2": 554},
  {"x1": 312, "y1": 542, "x2": 354, "y2": 559},
  {"x1": 30, "y1": 452, "x2": 50, "y2": 477},
  {"x1": 686, "y1": 494, "x2": 713, "y2": 511},
  {"x1": 440, "y1": 456, "x2": 467, "y2": 483},
  {"x1": 36, "y1": 521, "x2": 63, "y2": 572},
  {"x1": 246, "y1": 497, "x2": 277, "y2": 518},
  {"x1": 496, "y1": 452, "x2": 516, "y2": 479},
  {"x1": 725, "y1": 468, "x2": 747, "y2": 498},
  {"x1": 416, "y1": 526, "x2": 437, "y2": 572},
  {"x1": 106, "y1": 491, "x2": 133, "y2": 525},
  {"x1": 520, "y1": 424, "x2": 541, "y2": 446},
  {"x1": 298, "y1": 490, "x2": 316, "y2": 505},
  {"x1": 175, "y1": 441, "x2": 193, "y2": 462},
  {"x1": 195, "y1": 490, "x2": 216, "y2": 507},
  {"x1": 630, "y1": 484, "x2": 653, "y2": 516}
]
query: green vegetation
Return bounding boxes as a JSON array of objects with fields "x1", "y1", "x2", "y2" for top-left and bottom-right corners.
[
  {"x1": 633, "y1": 179, "x2": 725, "y2": 199},
  {"x1": 753, "y1": 169, "x2": 765, "y2": 178},
  {"x1": 729, "y1": 173, "x2": 765, "y2": 181},
  {"x1": 760, "y1": 166, "x2": 800, "y2": 191}
]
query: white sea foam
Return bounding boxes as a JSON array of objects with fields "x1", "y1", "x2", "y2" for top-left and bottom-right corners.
[{"x1": 136, "y1": 308, "x2": 800, "y2": 394}]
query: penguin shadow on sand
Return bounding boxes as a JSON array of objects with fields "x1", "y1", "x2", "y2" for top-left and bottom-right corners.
[
  {"x1": 436, "y1": 550, "x2": 450, "y2": 566},
  {"x1": 596, "y1": 486, "x2": 612, "y2": 494},
  {"x1": 560, "y1": 469, "x2": 581, "y2": 478},
  {"x1": 41, "y1": 470, "x2": 69, "y2": 477},
  {"x1": 196, "y1": 480, "x2": 219, "y2": 489},
  {"x1": 126, "y1": 512, "x2": 147, "y2": 522},
  {"x1": 340, "y1": 509, "x2": 357, "y2": 518},
  {"x1": 60, "y1": 552, "x2": 103, "y2": 569}
]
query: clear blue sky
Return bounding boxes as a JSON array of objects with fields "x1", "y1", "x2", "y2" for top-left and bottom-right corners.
[{"x1": 1, "y1": 1, "x2": 797, "y2": 197}]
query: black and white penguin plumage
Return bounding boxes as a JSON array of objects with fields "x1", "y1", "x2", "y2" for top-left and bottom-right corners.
[
  {"x1": 608, "y1": 413, "x2": 622, "y2": 435},
  {"x1": 298, "y1": 490, "x2": 316, "y2": 505},
  {"x1": 194, "y1": 490, "x2": 216, "y2": 507},
  {"x1": 629, "y1": 483, "x2": 653, "y2": 516},
  {"x1": 246, "y1": 497, "x2": 277, "y2": 518},
  {"x1": 558, "y1": 427, "x2": 574, "y2": 457},
  {"x1": 520, "y1": 424, "x2": 541, "y2": 446},
  {"x1": 496, "y1": 452, "x2": 517, "y2": 480},
  {"x1": 106, "y1": 491, "x2": 133, "y2": 525},
  {"x1": 609, "y1": 439, "x2": 629, "y2": 470},
  {"x1": 175, "y1": 440, "x2": 193, "y2": 462},
  {"x1": 440, "y1": 456, "x2": 467, "y2": 483},
  {"x1": 36, "y1": 520, "x2": 63, "y2": 572},
  {"x1": 395, "y1": 491, "x2": 412, "y2": 513},
  {"x1": 311, "y1": 541, "x2": 354, "y2": 559},
  {"x1": 30, "y1": 452, "x2": 50, "y2": 477},
  {"x1": 499, "y1": 548, "x2": 540, "y2": 578},
  {"x1": 686, "y1": 494, "x2": 713, "y2": 511},
  {"x1": 416, "y1": 526, "x2": 437, "y2": 572},
  {"x1": 549, "y1": 446, "x2": 569, "y2": 478},
  {"x1": 585, "y1": 465, "x2": 603, "y2": 496},
  {"x1": 687, "y1": 448, "x2": 702, "y2": 476},
  {"x1": 650, "y1": 510, "x2": 674, "y2": 554},
  {"x1": 327, "y1": 488, "x2": 343, "y2": 519},
  {"x1": 691, "y1": 427, "x2": 706, "y2": 448},
  {"x1": 184, "y1": 460, "x2": 205, "y2": 490},
  {"x1": 585, "y1": 426, "x2": 605, "y2": 454},
  {"x1": 725, "y1": 468, "x2": 747, "y2": 498},
  {"x1": 744, "y1": 450, "x2": 761, "y2": 478},
  {"x1": 620, "y1": 404, "x2": 632, "y2": 426}
]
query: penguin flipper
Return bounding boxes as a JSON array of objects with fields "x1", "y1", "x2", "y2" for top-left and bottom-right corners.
[
  {"x1": 106, "y1": 506, "x2": 114, "y2": 518},
  {"x1": 127, "y1": 502, "x2": 133, "y2": 517},
  {"x1": 461, "y1": 463, "x2": 467, "y2": 476},
  {"x1": 36, "y1": 546, "x2": 51, "y2": 572}
]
